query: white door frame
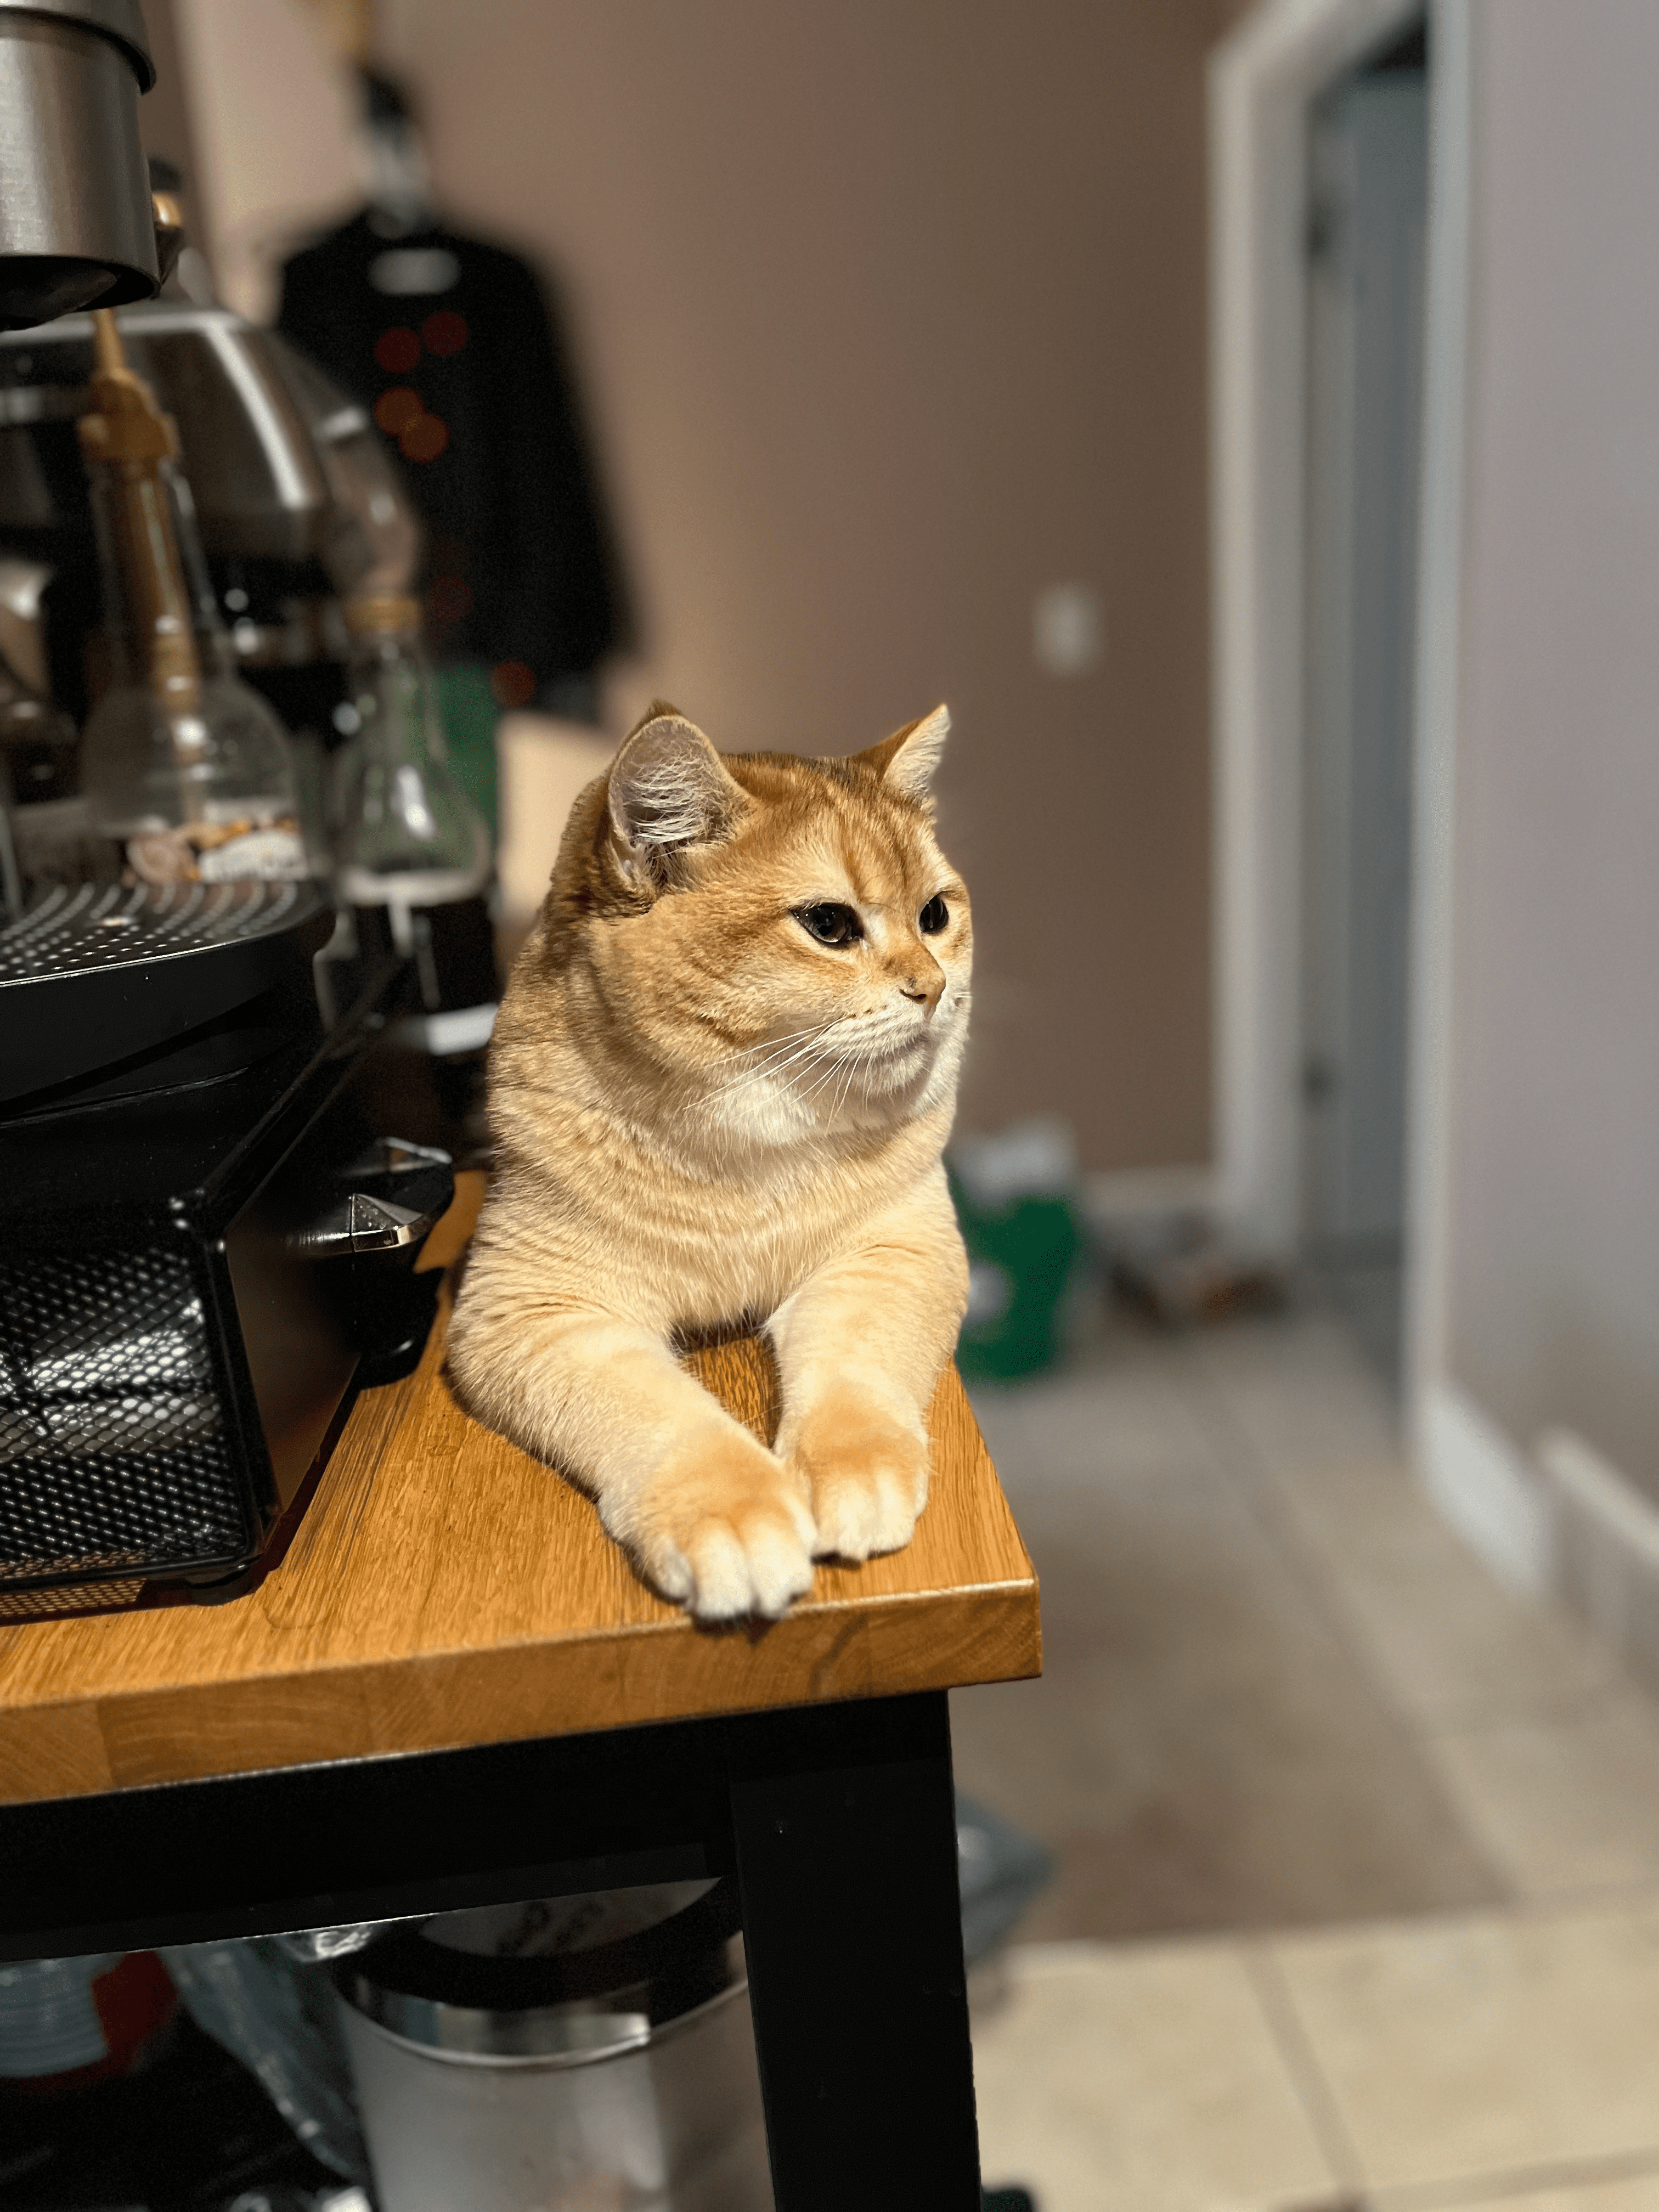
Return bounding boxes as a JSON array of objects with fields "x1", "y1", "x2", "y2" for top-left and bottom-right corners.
[
  {"x1": 1207, "y1": 0, "x2": 1466, "y2": 1284},
  {"x1": 1213, "y1": 0, "x2": 1555, "y2": 1590},
  {"x1": 1398, "y1": 0, "x2": 1470, "y2": 1431}
]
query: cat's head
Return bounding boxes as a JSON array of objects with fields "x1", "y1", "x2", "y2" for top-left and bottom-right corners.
[{"x1": 543, "y1": 702, "x2": 972, "y2": 1137}]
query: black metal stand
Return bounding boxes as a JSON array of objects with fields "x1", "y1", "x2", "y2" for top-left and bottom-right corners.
[
  {"x1": 0, "y1": 1691, "x2": 981, "y2": 2210},
  {"x1": 732, "y1": 1695, "x2": 981, "y2": 2209}
]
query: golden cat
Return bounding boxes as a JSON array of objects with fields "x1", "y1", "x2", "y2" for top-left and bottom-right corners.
[{"x1": 448, "y1": 702, "x2": 972, "y2": 1619}]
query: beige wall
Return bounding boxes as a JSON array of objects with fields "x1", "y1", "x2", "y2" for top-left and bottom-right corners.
[
  {"x1": 174, "y1": 0, "x2": 363, "y2": 321},
  {"x1": 1444, "y1": 0, "x2": 1659, "y2": 1495},
  {"x1": 379, "y1": 0, "x2": 1220, "y2": 1170},
  {"x1": 136, "y1": 0, "x2": 211, "y2": 250}
]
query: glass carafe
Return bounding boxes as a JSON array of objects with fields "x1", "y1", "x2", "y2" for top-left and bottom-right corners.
[
  {"x1": 76, "y1": 311, "x2": 306, "y2": 886},
  {"x1": 332, "y1": 592, "x2": 490, "y2": 945}
]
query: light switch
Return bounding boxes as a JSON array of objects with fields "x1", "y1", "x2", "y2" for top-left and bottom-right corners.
[{"x1": 1033, "y1": 582, "x2": 1104, "y2": 677}]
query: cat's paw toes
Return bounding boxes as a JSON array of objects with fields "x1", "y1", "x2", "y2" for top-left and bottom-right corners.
[
  {"x1": 634, "y1": 1436, "x2": 817, "y2": 1620},
  {"x1": 811, "y1": 1452, "x2": 927, "y2": 1560},
  {"x1": 789, "y1": 1400, "x2": 930, "y2": 1563},
  {"x1": 680, "y1": 1514, "x2": 815, "y2": 1621}
]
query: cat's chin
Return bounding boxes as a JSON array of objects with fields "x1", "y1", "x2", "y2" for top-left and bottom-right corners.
[
  {"x1": 850, "y1": 1013, "x2": 944, "y2": 1063},
  {"x1": 827, "y1": 1032, "x2": 945, "y2": 1110}
]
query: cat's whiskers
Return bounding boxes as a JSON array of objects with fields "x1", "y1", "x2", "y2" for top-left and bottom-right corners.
[
  {"x1": 837, "y1": 1035, "x2": 890, "y2": 1116},
  {"x1": 816, "y1": 1017, "x2": 932, "y2": 1119},
  {"x1": 828, "y1": 1047, "x2": 860, "y2": 1121},
  {"x1": 682, "y1": 1022, "x2": 840, "y2": 1118},
  {"x1": 774, "y1": 1037, "x2": 862, "y2": 1111},
  {"x1": 704, "y1": 1020, "x2": 827, "y2": 1073},
  {"x1": 684, "y1": 1001, "x2": 936, "y2": 1134},
  {"x1": 721, "y1": 1026, "x2": 843, "y2": 1094},
  {"x1": 794, "y1": 1041, "x2": 864, "y2": 1112}
]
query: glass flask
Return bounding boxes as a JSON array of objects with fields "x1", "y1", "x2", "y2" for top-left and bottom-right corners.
[
  {"x1": 331, "y1": 592, "x2": 490, "y2": 945},
  {"x1": 76, "y1": 311, "x2": 306, "y2": 886}
]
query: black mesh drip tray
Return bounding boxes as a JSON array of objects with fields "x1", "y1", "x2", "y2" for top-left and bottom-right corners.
[
  {"x1": 0, "y1": 879, "x2": 321, "y2": 984},
  {"x1": 0, "y1": 1243, "x2": 252, "y2": 1582}
]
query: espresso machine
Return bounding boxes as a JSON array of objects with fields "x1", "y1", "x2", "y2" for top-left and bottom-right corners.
[
  {"x1": 0, "y1": 298, "x2": 420, "y2": 823},
  {"x1": 0, "y1": 4, "x2": 464, "y2": 1618}
]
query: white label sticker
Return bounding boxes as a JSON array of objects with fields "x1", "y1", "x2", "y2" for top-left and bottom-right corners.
[{"x1": 198, "y1": 827, "x2": 307, "y2": 882}]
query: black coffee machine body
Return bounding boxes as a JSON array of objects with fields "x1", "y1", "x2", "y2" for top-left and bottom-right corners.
[
  {"x1": 0, "y1": 882, "x2": 456, "y2": 1618},
  {"x1": 0, "y1": 302, "x2": 505, "y2": 1616}
]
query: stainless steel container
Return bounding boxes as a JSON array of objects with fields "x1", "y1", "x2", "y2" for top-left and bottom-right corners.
[
  {"x1": 0, "y1": 1, "x2": 157, "y2": 329},
  {"x1": 0, "y1": 303, "x2": 419, "y2": 585},
  {"x1": 336, "y1": 1882, "x2": 775, "y2": 2212}
]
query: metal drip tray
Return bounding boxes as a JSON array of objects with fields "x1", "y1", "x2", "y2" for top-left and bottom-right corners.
[
  {"x1": 0, "y1": 879, "x2": 332, "y2": 1108},
  {"x1": 0, "y1": 878, "x2": 323, "y2": 982}
]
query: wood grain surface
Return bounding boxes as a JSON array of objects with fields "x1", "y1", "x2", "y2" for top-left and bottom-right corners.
[{"x1": 0, "y1": 1176, "x2": 1039, "y2": 1805}]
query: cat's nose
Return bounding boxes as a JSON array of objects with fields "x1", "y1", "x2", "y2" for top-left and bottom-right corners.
[{"x1": 899, "y1": 960, "x2": 945, "y2": 1012}]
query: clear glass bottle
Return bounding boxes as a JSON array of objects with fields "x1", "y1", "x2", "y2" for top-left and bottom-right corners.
[
  {"x1": 76, "y1": 311, "x2": 306, "y2": 887},
  {"x1": 331, "y1": 592, "x2": 490, "y2": 945}
]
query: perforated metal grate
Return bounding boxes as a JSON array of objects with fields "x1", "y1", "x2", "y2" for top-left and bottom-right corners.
[
  {"x1": 0, "y1": 880, "x2": 320, "y2": 984},
  {"x1": 0, "y1": 1243, "x2": 253, "y2": 1583},
  {"x1": 0, "y1": 1577, "x2": 144, "y2": 1619}
]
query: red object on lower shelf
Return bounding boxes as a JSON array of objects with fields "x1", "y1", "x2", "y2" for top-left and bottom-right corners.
[{"x1": 1, "y1": 1951, "x2": 179, "y2": 2098}]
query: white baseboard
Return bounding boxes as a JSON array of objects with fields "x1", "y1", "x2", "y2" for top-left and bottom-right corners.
[
  {"x1": 1418, "y1": 1381, "x2": 1554, "y2": 1597},
  {"x1": 1539, "y1": 1428, "x2": 1659, "y2": 1570},
  {"x1": 1537, "y1": 1427, "x2": 1659, "y2": 1696},
  {"x1": 1416, "y1": 1393, "x2": 1659, "y2": 1702}
]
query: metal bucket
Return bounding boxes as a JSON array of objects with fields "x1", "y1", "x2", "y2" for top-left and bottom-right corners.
[{"x1": 335, "y1": 1881, "x2": 774, "y2": 2212}]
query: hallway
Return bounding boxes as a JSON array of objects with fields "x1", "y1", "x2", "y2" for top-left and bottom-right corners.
[{"x1": 956, "y1": 1309, "x2": 1659, "y2": 2207}]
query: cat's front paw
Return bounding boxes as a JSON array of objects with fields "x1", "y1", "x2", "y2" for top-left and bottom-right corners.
[
  {"x1": 627, "y1": 1431, "x2": 817, "y2": 1621},
  {"x1": 785, "y1": 1388, "x2": 930, "y2": 1563}
]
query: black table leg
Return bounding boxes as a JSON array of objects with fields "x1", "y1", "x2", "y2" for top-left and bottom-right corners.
[{"x1": 729, "y1": 1691, "x2": 980, "y2": 2212}]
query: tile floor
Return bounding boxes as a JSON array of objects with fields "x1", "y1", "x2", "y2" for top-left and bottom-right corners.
[{"x1": 956, "y1": 1305, "x2": 1659, "y2": 2212}]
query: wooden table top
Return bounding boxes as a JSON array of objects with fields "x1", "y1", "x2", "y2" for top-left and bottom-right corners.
[{"x1": 0, "y1": 1176, "x2": 1040, "y2": 1808}]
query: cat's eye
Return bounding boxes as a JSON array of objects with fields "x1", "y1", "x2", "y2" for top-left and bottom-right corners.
[
  {"x1": 795, "y1": 902, "x2": 864, "y2": 948},
  {"x1": 919, "y1": 895, "x2": 949, "y2": 935}
]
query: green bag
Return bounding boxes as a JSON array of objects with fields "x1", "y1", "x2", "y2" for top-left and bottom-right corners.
[
  {"x1": 950, "y1": 1167, "x2": 1081, "y2": 1380},
  {"x1": 432, "y1": 661, "x2": 501, "y2": 845}
]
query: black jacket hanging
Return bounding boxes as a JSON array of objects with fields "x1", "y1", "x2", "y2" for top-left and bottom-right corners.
[{"x1": 276, "y1": 212, "x2": 629, "y2": 706}]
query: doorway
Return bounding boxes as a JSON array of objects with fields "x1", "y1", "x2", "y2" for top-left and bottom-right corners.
[{"x1": 1299, "y1": 18, "x2": 1429, "y2": 1383}]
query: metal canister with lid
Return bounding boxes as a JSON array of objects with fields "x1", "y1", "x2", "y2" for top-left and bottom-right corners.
[{"x1": 334, "y1": 1880, "x2": 774, "y2": 2212}]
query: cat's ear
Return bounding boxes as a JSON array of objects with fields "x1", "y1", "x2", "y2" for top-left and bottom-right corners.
[
  {"x1": 607, "y1": 706, "x2": 746, "y2": 871},
  {"x1": 855, "y1": 704, "x2": 950, "y2": 803}
]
